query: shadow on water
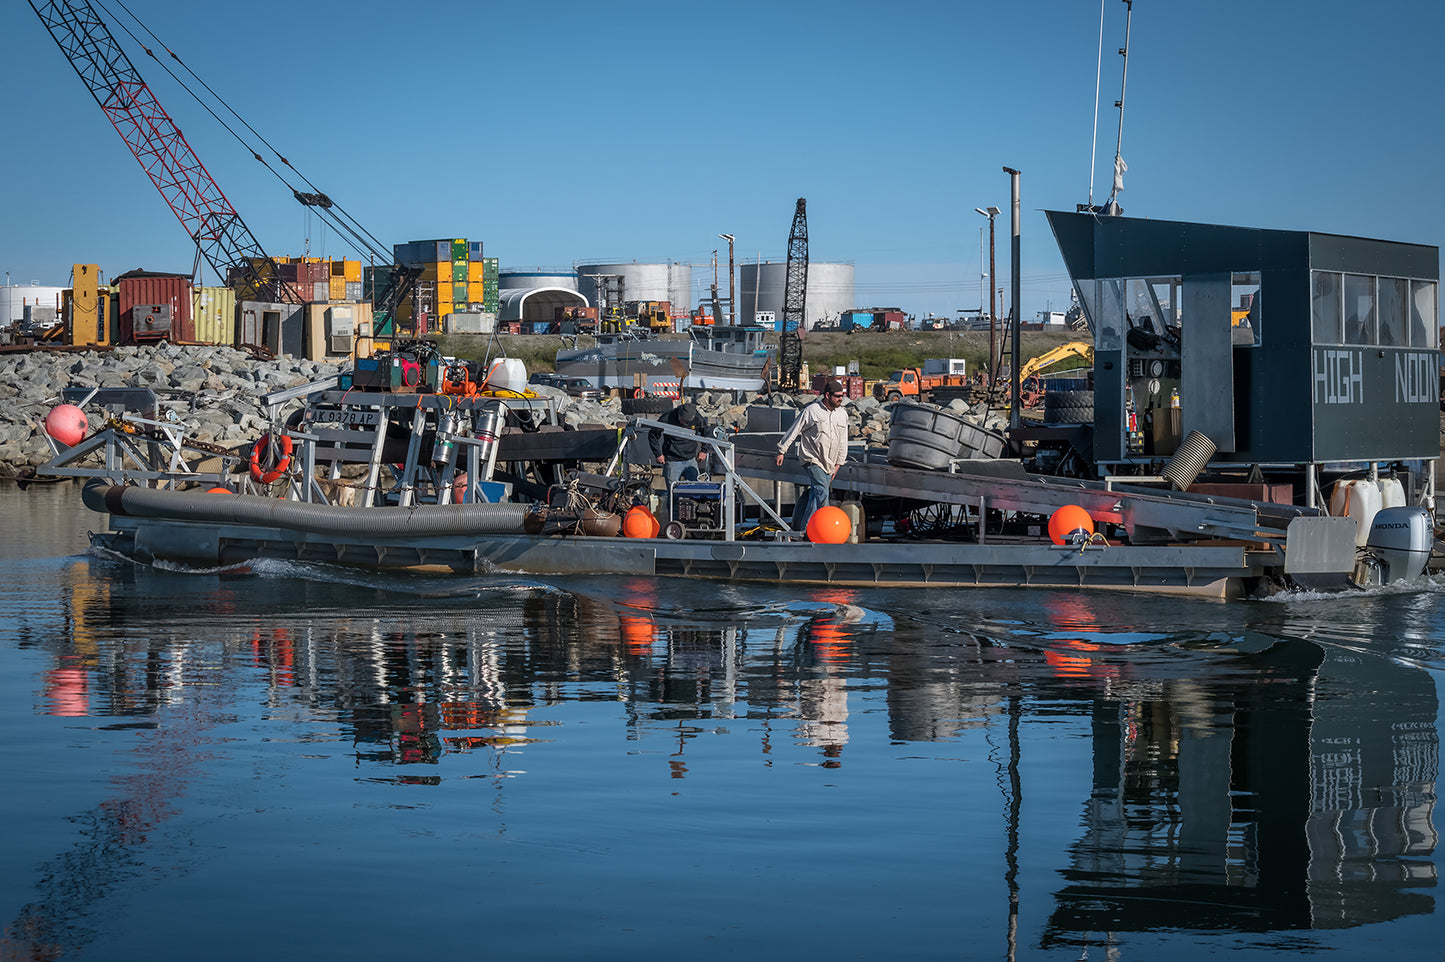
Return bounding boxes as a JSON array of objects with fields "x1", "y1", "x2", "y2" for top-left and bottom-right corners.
[{"x1": 3, "y1": 483, "x2": 1443, "y2": 959}]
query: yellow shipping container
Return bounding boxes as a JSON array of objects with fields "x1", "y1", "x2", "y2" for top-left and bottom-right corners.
[
  {"x1": 329, "y1": 277, "x2": 348, "y2": 300},
  {"x1": 467, "y1": 261, "x2": 486, "y2": 283},
  {"x1": 327, "y1": 259, "x2": 362, "y2": 281},
  {"x1": 437, "y1": 282, "x2": 454, "y2": 303},
  {"x1": 193, "y1": 285, "x2": 236, "y2": 346},
  {"x1": 466, "y1": 282, "x2": 486, "y2": 303}
]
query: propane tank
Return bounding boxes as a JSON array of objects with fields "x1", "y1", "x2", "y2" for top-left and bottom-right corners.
[{"x1": 431, "y1": 411, "x2": 457, "y2": 466}]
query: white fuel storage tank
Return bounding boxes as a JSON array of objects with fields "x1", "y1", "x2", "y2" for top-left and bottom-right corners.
[
  {"x1": 576, "y1": 263, "x2": 691, "y2": 310},
  {"x1": 739, "y1": 261, "x2": 854, "y2": 330}
]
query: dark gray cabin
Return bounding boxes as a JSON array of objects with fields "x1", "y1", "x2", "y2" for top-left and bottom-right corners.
[{"x1": 1046, "y1": 211, "x2": 1439, "y2": 472}]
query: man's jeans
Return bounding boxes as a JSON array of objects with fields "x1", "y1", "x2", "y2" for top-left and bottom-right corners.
[
  {"x1": 790, "y1": 462, "x2": 831, "y2": 532},
  {"x1": 662, "y1": 458, "x2": 700, "y2": 518}
]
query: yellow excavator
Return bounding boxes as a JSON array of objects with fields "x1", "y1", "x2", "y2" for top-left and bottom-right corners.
[
  {"x1": 1005, "y1": 340, "x2": 1094, "y2": 408},
  {"x1": 1018, "y1": 341, "x2": 1093, "y2": 382}
]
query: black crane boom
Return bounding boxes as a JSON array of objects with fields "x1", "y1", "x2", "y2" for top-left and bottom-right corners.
[{"x1": 778, "y1": 198, "x2": 808, "y2": 391}]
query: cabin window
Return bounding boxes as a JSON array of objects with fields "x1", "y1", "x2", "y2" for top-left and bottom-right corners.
[
  {"x1": 1312, "y1": 271, "x2": 1342, "y2": 344},
  {"x1": 1377, "y1": 277, "x2": 1407, "y2": 346},
  {"x1": 1128, "y1": 277, "x2": 1173, "y2": 335},
  {"x1": 1343, "y1": 273, "x2": 1376, "y2": 345},
  {"x1": 1410, "y1": 280, "x2": 1438, "y2": 348},
  {"x1": 1231, "y1": 272, "x2": 1261, "y2": 347},
  {"x1": 1077, "y1": 278, "x2": 1126, "y2": 350}
]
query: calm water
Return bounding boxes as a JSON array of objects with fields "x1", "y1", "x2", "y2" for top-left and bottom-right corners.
[{"x1": 2, "y1": 482, "x2": 1443, "y2": 961}]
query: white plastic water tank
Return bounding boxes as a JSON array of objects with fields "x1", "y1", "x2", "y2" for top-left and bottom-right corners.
[
  {"x1": 1347, "y1": 481, "x2": 1383, "y2": 547},
  {"x1": 484, "y1": 358, "x2": 527, "y2": 393},
  {"x1": 1378, "y1": 476, "x2": 1405, "y2": 509}
]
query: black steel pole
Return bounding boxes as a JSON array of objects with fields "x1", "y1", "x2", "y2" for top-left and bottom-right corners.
[{"x1": 1004, "y1": 166, "x2": 1022, "y2": 430}]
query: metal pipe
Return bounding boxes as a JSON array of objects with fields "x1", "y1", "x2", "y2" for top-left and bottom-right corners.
[{"x1": 989, "y1": 216, "x2": 998, "y2": 381}]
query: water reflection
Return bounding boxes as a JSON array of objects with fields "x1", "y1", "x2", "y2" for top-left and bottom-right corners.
[{"x1": 6, "y1": 542, "x2": 1442, "y2": 954}]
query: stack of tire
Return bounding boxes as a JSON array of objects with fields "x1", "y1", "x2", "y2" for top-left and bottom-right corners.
[
  {"x1": 1043, "y1": 389, "x2": 1093, "y2": 425},
  {"x1": 621, "y1": 396, "x2": 674, "y2": 416}
]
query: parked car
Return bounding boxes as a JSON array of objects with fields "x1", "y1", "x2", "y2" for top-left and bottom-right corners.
[
  {"x1": 560, "y1": 377, "x2": 601, "y2": 402},
  {"x1": 528, "y1": 372, "x2": 562, "y2": 388}
]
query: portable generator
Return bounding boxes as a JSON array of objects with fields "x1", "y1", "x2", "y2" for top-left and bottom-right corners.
[{"x1": 665, "y1": 480, "x2": 725, "y2": 539}]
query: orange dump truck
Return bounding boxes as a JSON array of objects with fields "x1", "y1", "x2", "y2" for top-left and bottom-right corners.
[{"x1": 872, "y1": 366, "x2": 970, "y2": 402}]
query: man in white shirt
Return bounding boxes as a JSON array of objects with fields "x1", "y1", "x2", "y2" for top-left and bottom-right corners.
[{"x1": 775, "y1": 379, "x2": 850, "y2": 532}]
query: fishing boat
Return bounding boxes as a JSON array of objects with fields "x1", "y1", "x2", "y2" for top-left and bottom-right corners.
[{"x1": 554, "y1": 324, "x2": 772, "y2": 394}]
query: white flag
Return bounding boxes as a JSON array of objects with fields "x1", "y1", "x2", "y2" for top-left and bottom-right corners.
[{"x1": 1112, "y1": 154, "x2": 1128, "y2": 193}]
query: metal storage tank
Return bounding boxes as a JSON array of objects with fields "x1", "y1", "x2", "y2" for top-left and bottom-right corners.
[
  {"x1": 576, "y1": 263, "x2": 691, "y2": 311},
  {"x1": 2, "y1": 283, "x2": 64, "y2": 325},
  {"x1": 500, "y1": 269, "x2": 578, "y2": 291},
  {"x1": 740, "y1": 261, "x2": 854, "y2": 330}
]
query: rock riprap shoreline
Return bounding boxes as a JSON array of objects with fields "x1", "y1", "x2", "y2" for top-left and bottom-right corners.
[{"x1": 0, "y1": 344, "x2": 1008, "y2": 479}]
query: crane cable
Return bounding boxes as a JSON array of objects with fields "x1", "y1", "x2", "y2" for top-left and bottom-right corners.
[{"x1": 94, "y1": 0, "x2": 393, "y2": 266}]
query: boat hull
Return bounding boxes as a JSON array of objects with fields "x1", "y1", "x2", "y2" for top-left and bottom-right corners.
[{"x1": 93, "y1": 507, "x2": 1260, "y2": 599}]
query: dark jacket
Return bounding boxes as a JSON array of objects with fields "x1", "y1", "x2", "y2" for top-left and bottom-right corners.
[{"x1": 648, "y1": 406, "x2": 702, "y2": 462}]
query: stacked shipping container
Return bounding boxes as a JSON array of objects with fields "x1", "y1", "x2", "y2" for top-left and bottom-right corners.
[{"x1": 392, "y1": 238, "x2": 498, "y2": 326}]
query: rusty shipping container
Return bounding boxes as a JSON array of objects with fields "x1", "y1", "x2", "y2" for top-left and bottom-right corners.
[{"x1": 117, "y1": 272, "x2": 194, "y2": 343}]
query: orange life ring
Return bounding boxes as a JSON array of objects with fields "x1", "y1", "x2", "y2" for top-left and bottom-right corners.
[
  {"x1": 249, "y1": 432, "x2": 294, "y2": 484},
  {"x1": 632, "y1": 387, "x2": 645, "y2": 399}
]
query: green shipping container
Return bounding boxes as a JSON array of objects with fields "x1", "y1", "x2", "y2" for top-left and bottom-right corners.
[
  {"x1": 452, "y1": 262, "x2": 468, "y2": 282},
  {"x1": 451, "y1": 239, "x2": 468, "y2": 261}
]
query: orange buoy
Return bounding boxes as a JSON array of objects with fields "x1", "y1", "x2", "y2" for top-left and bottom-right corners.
[
  {"x1": 206, "y1": 487, "x2": 231, "y2": 494},
  {"x1": 1048, "y1": 504, "x2": 1094, "y2": 545},
  {"x1": 806, "y1": 505, "x2": 852, "y2": 544},
  {"x1": 44, "y1": 404, "x2": 89, "y2": 447},
  {"x1": 622, "y1": 505, "x2": 660, "y2": 539}
]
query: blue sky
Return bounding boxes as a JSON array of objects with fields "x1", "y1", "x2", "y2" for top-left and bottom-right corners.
[{"x1": 3, "y1": 0, "x2": 1442, "y2": 322}]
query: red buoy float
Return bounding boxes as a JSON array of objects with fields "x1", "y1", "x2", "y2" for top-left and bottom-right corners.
[
  {"x1": 806, "y1": 505, "x2": 852, "y2": 544},
  {"x1": 1048, "y1": 504, "x2": 1094, "y2": 545},
  {"x1": 622, "y1": 505, "x2": 660, "y2": 539},
  {"x1": 44, "y1": 404, "x2": 88, "y2": 447}
]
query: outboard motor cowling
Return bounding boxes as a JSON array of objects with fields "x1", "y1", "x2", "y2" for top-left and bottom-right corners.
[{"x1": 1362, "y1": 506, "x2": 1433, "y2": 584}]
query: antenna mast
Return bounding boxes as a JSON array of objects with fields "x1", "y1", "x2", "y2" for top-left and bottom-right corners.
[
  {"x1": 1087, "y1": 0, "x2": 1105, "y2": 209},
  {"x1": 1103, "y1": 0, "x2": 1133, "y2": 216}
]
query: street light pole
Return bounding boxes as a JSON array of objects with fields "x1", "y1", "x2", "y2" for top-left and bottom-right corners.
[
  {"x1": 718, "y1": 233, "x2": 735, "y2": 325},
  {"x1": 1003, "y1": 166, "x2": 1022, "y2": 430},
  {"x1": 974, "y1": 206, "x2": 1001, "y2": 383}
]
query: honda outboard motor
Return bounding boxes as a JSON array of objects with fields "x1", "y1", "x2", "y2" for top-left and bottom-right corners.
[{"x1": 1356, "y1": 506, "x2": 1433, "y2": 586}]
